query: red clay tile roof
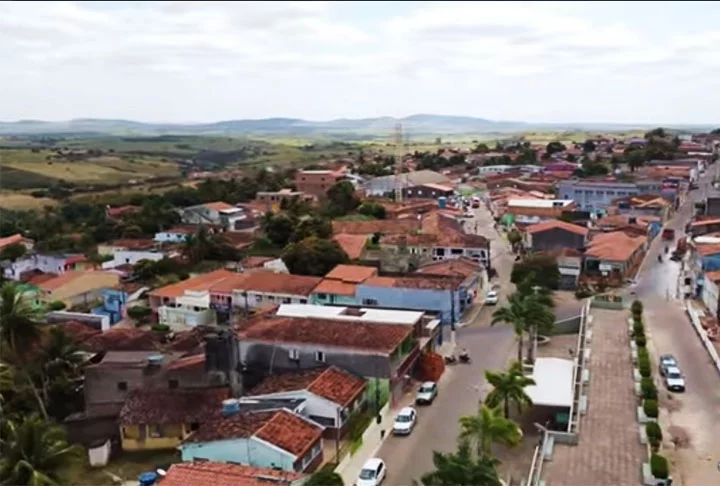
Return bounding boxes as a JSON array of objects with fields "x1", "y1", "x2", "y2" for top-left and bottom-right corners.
[
  {"x1": 242, "y1": 256, "x2": 275, "y2": 268},
  {"x1": 250, "y1": 366, "x2": 366, "y2": 407},
  {"x1": 525, "y1": 219, "x2": 589, "y2": 236},
  {"x1": 324, "y1": 264, "x2": 377, "y2": 283},
  {"x1": 106, "y1": 205, "x2": 139, "y2": 218},
  {"x1": 185, "y1": 410, "x2": 275, "y2": 443},
  {"x1": 203, "y1": 201, "x2": 235, "y2": 211},
  {"x1": 332, "y1": 219, "x2": 420, "y2": 235},
  {"x1": 108, "y1": 239, "x2": 156, "y2": 250},
  {"x1": 164, "y1": 353, "x2": 205, "y2": 371},
  {"x1": 237, "y1": 271, "x2": 322, "y2": 297},
  {"x1": 159, "y1": 462, "x2": 304, "y2": 486},
  {"x1": 415, "y1": 257, "x2": 482, "y2": 278},
  {"x1": 47, "y1": 322, "x2": 100, "y2": 346},
  {"x1": 332, "y1": 234, "x2": 368, "y2": 260},
  {"x1": 120, "y1": 387, "x2": 230, "y2": 425},
  {"x1": 255, "y1": 410, "x2": 323, "y2": 457},
  {"x1": 585, "y1": 231, "x2": 646, "y2": 262},
  {"x1": 23, "y1": 271, "x2": 58, "y2": 286},
  {"x1": 37, "y1": 272, "x2": 85, "y2": 291},
  {"x1": 363, "y1": 275, "x2": 463, "y2": 290},
  {"x1": 312, "y1": 279, "x2": 357, "y2": 297},
  {"x1": 695, "y1": 243, "x2": 720, "y2": 256},
  {"x1": 209, "y1": 273, "x2": 250, "y2": 295},
  {"x1": 691, "y1": 218, "x2": 720, "y2": 228},
  {"x1": 150, "y1": 269, "x2": 239, "y2": 299},
  {"x1": 82, "y1": 328, "x2": 161, "y2": 352},
  {"x1": 238, "y1": 316, "x2": 412, "y2": 353},
  {"x1": 0, "y1": 233, "x2": 28, "y2": 250}
]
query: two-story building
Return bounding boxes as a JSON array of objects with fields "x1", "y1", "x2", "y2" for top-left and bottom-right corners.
[
  {"x1": 179, "y1": 201, "x2": 250, "y2": 230},
  {"x1": 583, "y1": 231, "x2": 647, "y2": 282},
  {"x1": 2, "y1": 253, "x2": 90, "y2": 281},
  {"x1": 231, "y1": 272, "x2": 321, "y2": 311},
  {"x1": 503, "y1": 199, "x2": 576, "y2": 225},
  {"x1": 36, "y1": 271, "x2": 120, "y2": 307},
  {"x1": 401, "y1": 183, "x2": 455, "y2": 200},
  {"x1": 524, "y1": 219, "x2": 589, "y2": 252},
  {"x1": 295, "y1": 170, "x2": 345, "y2": 199},
  {"x1": 557, "y1": 180, "x2": 666, "y2": 214}
]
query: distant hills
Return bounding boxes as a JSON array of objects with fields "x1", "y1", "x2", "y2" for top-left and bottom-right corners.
[{"x1": 0, "y1": 115, "x2": 714, "y2": 137}]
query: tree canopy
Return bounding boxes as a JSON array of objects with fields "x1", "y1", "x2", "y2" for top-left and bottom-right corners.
[
  {"x1": 511, "y1": 254, "x2": 561, "y2": 289},
  {"x1": 420, "y1": 441, "x2": 502, "y2": 486},
  {"x1": 326, "y1": 181, "x2": 360, "y2": 217},
  {"x1": 281, "y1": 237, "x2": 349, "y2": 276}
]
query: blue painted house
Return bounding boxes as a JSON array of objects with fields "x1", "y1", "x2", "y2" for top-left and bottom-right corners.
[
  {"x1": 689, "y1": 239, "x2": 720, "y2": 297},
  {"x1": 92, "y1": 288, "x2": 128, "y2": 325},
  {"x1": 179, "y1": 401, "x2": 324, "y2": 473}
]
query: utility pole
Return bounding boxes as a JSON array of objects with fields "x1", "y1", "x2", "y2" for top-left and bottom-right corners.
[{"x1": 394, "y1": 123, "x2": 404, "y2": 203}]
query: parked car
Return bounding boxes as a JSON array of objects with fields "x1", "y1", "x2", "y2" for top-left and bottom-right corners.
[
  {"x1": 393, "y1": 407, "x2": 417, "y2": 436},
  {"x1": 658, "y1": 354, "x2": 678, "y2": 376},
  {"x1": 485, "y1": 290, "x2": 499, "y2": 305},
  {"x1": 356, "y1": 458, "x2": 386, "y2": 486},
  {"x1": 663, "y1": 366, "x2": 686, "y2": 392},
  {"x1": 415, "y1": 381, "x2": 438, "y2": 405},
  {"x1": 463, "y1": 210, "x2": 474, "y2": 218}
]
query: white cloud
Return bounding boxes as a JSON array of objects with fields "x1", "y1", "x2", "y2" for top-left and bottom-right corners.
[{"x1": 0, "y1": 1, "x2": 718, "y2": 123}]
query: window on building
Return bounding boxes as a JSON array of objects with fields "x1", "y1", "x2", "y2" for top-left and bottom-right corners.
[
  {"x1": 168, "y1": 379, "x2": 179, "y2": 389},
  {"x1": 289, "y1": 349, "x2": 300, "y2": 360},
  {"x1": 256, "y1": 295, "x2": 263, "y2": 302},
  {"x1": 299, "y1": 299, "x2": 307, "y2": 304},
  {"x1": 267, "y1": 295, "x2": 275, "y2": 302},
  {"x1": 317, "y1": 293, "x2": 327, "y2": 300},
  {"x1": 282, "y1": 297, "x2": 291, "y2": 304},
  {"x1": 362, "y1": 298, "x2": 378, "y2": 306},
  {"x1": 117, "y1": 381, "x2": 128, "y2": 391},
  {"x1": 315, "y1": 351, "x2": 326, "y2": 362}
]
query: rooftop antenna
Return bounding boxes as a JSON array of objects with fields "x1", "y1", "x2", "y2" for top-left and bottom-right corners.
[{"x1": 394, "y1": 122, "x2": 404, "y2": 203}]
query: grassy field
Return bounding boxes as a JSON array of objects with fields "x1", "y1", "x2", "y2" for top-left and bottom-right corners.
[
  {"x1": 0, "y1": 192, "x2": 57, "y2": 209},
  {"x1": 0, "y1": 149, "x2": 180, "y2": 185}
]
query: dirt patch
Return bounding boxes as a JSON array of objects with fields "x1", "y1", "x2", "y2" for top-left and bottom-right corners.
[
  {"x1": 668, "y1": 426, "x2": 691, "y2": 449},
  {"x1": 659, "y1": 392, "x2": 683, "y2": 412}
]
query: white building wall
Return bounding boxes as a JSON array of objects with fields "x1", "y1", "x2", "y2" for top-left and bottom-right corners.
[
  {"x1": 702, "y1": 277, "x2": 720, "y2": 318},
  {"x1": 232, "y1": 291, "x2": 310, "y2": 309},
  {"x1": 102, "y1": 250, "x2": 166, "y2": 269}
]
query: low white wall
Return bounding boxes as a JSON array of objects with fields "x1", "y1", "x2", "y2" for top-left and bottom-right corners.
[{"x1": 685, "y1": 302, "x2": 720, "y2": 376}]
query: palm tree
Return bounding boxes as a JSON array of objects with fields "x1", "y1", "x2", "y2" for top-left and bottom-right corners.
[
  {"x1": 0, "y1": 414, "x2": 81, "y2": 486},
  {"x1": 420, "y1": 441, "x2": 502, "y2": 486},
  {"x1": 0, "y1": 283, "x2": 49, "y2": 419},
  {"x1": 0, "y1": 361, "x2": 14, "y2": 415},
  {"x1": 36, "y1": 327, "x2": 86, "y2": 410},
  {"x1": 459, "y1": 402, "x2": 522, "y2": 457},
  {"x1": 485, "y1": 362, "x2": 535, "y2": 419},
  {"x1": 491, "y1": 293, "x2": 529, "y2": 364},
  {"x1": 0, "y1": 283, "x2": 42, "y2": 356},
  {"x1": 522, "y1": 296, "x2": 556, "y2": 364}
]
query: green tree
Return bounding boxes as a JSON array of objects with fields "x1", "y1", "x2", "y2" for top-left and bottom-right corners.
[
  {"x1": 263, "y1": 213, "x2": 296, "y2": 247},
  {"x1": 582, "y1": 140, "x2": 596, "y2": 153},
  {"x1": 644, "y1": 127, "x2": 667, "y2": 139},
  {"x1": 326, "y1": 181, "x2": 360, "y2": 217},
  {"x1": 291, "y1": 217, "x2": 332, "y2": 243},
  {"x1": 46, "y1": 301, "x2": 65, "y2": 312},
  {"x1": 485, "y1": 362, "x2": 535, "y2": 418},
  {"x1": 0, "y1": 415, "x2": 81, "y2": 486},
  {"x1": 511, "y1": 254, "x2": 560, "y2": 289},
  {"x1": 305, "y1": 470, "x2": 344, "y2": 486},
  {"x1": 506, "y1": 230, "x2": 522, "y2": 251},
  {"x1": 459, "y1": 403, "x2": 522, "y2": 457},
  {"x1": 492, "y1": 293, "x2": 530, "y2": 364},
  {"x1": 282, "y1": 237, "x2": 349, "y2": 276},
  {"x1": 357, "y1": 202, "x2": 387, "y2": 220},
  {"x1": 0, "y1": 283, "x2": 42, "y2": 357},
  {"x1": 545, "y1": 141, "x2": 566, "y2": 155},
  {"x1": 420, "y1": 441, "x2": 502, "y2": 486},
  {"x1": 0, "y1": 243, "x2": 27, "y2": 263}
]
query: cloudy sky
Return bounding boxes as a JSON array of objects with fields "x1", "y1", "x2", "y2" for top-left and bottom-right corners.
[{"x1": 2, "y1": 1, "x2": 719, "y2": 124}]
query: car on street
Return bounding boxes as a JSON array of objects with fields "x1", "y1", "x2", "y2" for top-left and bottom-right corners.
[
  {"x1": 356, "y1": 458, "x2": 386, "y2": 486},
  {"x1": 393, "y1": 407, "x2": 417, "y2": 435},
  {"x1": 463, "y1": 210, "x2": 474, "y2": 218},
  {"x1": 485, "y1": 290, "x2": 499, "y2": 305},
  {"x1": 415, "y1": 381, "x2": 438, "y2": 405},
  {"x1": 663, "y1": 366, "x2": 686, "y2": 392},
  {"x1": 658, "y1": 354, "x2": 678, "y2": 376}
]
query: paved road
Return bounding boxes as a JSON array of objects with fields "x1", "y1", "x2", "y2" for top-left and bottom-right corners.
[
  {"x1": 632, "y1": 171, "x2": 720, "y2": 485},
  {"x1": 376, "y1": 202, "x2": 518, "y2": 485}
]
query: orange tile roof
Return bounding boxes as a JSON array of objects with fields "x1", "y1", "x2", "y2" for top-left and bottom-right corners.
[
  {"x1": 159, "y1": 462, "x2": 304, "y2": 486},
  {"x1": 149, "y1": 269, "x2": 238, "y2": 299},
  {"x1": 308, "y1": 367, "x2": 367, "y2": 406},
  {"x1": 332, "y1": 219, "x2": 420, "y2": 235},
  {"x1": 312, "y1": 279, "x2": 357, "y2": 296},
  {"x1": 525, "y1": 219, "x2": 589, "y2": 236},
  {"x1": 254, "y1": 409, "x2": 324, "y2": 457},
  {"x1": 364, "y1": 275, "x2": 462, "y2": 290},
  {"x1": 37, "y1": 271, "x2": 84, "y2": 291},
  {"x1": 324, "y1": 264, "x2": 377, "y2": 283},
  {"x1": 237, "y1": 271, "x2": 322, "y2": 296},
  {"x1": 208, "y1": 274, "x2": 250, "y2": 294},
  {"x1": 691, "y1": 218, "x2": 720, "y2": 228},
  {"x1": 238, "y1": 316, "x2": 412, "y2": 353},
  {"x1": 332, "y1": 233, "x2": 368, "y2": 259},
  {"x1": 0, "y1": 233, "x2": 27, "y2": 250},
  {"x1": 585, "y1": 231, "x2": 646, "y2": 262},
  {"x1": 203, "y1": 201, "x2": 235, "y2": 211},
  {"x1": 695, "y1": 243, "x2": 720, "y2": 256},
  {"x1": 164, "y1": 353, "x2": 206, "y2": 371},
  {"x1": 415, "y1": 257, "x2": 482, "y2": 278},
  {"x1": 242, "y1": 256, "x2": 275, "y2": 268}
]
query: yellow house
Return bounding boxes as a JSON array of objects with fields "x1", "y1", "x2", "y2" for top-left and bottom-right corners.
[
  {"x1": 37, "y1": 271, "x2": 120, "y2": 307},
  {"x1": 119, "y1": 387, "x2": 230, "y2": 452}
]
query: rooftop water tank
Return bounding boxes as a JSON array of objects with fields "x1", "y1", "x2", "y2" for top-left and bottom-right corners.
[
  {"x1": 222, "y1": 398, "x2": 240, "y2": 416},
  {"x1": 438, "y1": 197, "x2": 447, "y2": 208},
  {"x1": 138, "y1": 472, "x2": 158, "y2": 486},
  {"x1": 146, "y1": 355, "x2": 164, "y2": 367}
]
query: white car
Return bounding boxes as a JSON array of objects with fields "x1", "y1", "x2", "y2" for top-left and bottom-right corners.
[
  {"x1": 463, "y1": 210, "x2": 474, "y2": 218},
  {"x1": 485, "y1": 290, "x2": 499, "y2": 305},
  {"x1": 663, "y1": 366, "x2": 686, "y2": 392},
  {"x1": 393, "y1": 407, "x2": 417, "y2": 435},
  {"x1": 356, "y1": 458, "x2": 387, "y2": 486},
  {"x1": 415, "y1": 381, "x2": 438, "y2": 405}
]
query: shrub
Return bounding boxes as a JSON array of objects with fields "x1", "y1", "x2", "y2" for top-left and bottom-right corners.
[
  {"x1": 631, "y1": 300, "x2": 643, "y2": 315},
  {"x1": 643, "y1": 399, "x2": 659, "y2": 418},
  {"x1": 638, "y1": 352, "x2": 651, "y2": 378},
  {"x1": 637, "y1": 347, "x2": 649, "y2": 361},
  {"x1": 641, "y1": 377, "x2": 658, "y2": 399},
  {"x1": 47, "y1": 300, "x2": 66, "y2": 311},
  {"x1": 151, "y1": 323, "x2": 170, "y2": 333},
  {"x1": 635, "y1": 334, "x2": 647, "y2": 347},
  {"x1": 650, "y1": 453, "x2": 669, "y2": 479},
  {"x1": 127, "y1": 306, "x2": 152, "y2": 320},
  {"x1": 646, "y1": 422, "x2": 663, "y2": 449}
]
